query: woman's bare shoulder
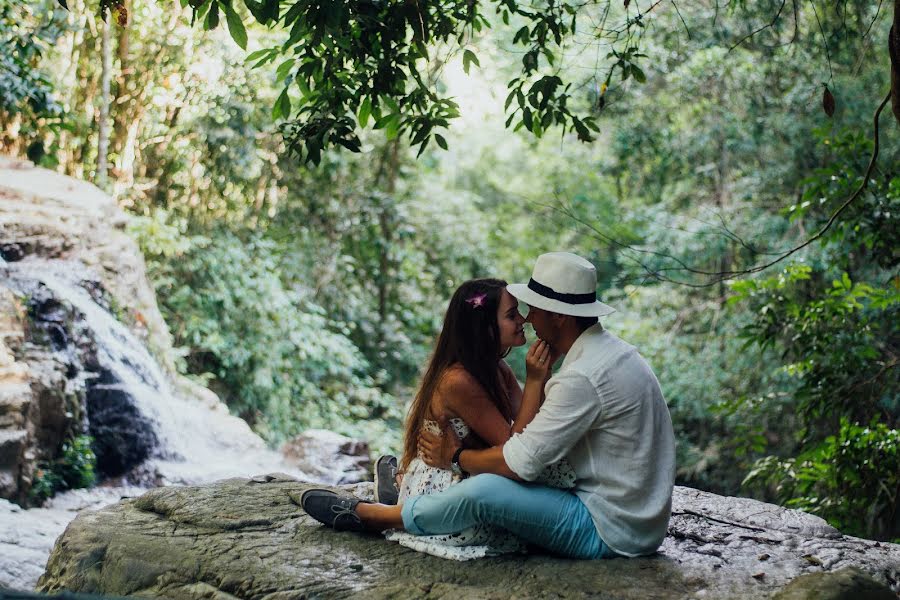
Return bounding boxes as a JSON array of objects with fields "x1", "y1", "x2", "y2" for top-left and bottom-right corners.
[{"x1": 438, "y1": 364, "x2": 483, "y2": 395}]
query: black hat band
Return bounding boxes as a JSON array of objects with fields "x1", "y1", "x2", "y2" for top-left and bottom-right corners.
[{"x1": 527, "y1": 278, "x2": 596, "y2": 305}]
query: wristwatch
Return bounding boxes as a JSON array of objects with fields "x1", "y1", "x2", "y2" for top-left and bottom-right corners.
[{"x1": 450, "y1": 447, "x2": 468, "y2": 477}]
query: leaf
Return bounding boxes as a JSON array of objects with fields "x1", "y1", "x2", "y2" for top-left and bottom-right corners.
[
  {"x1": 410, "y1": 123, "x2": 431, "y2": 145},
  {"x1": 415, "y1": 136, "x2": 430, "y2": 158},
  {"x1": 272, "y1": 88, "x2": 290, "y2": 120},
  {"x1": 504, "y1": 90, "x2": 516, "y2": 111},
  {"x1": 513, "y1": 26, "x2": 529, "y2": 45},
  {"x1": 222, "y1": 1, "x2": 248, "y2": 49},
  {"x1": 245, "y1": 0, "x2": 278, "y2": 23},
  {"x1": 358, "y1": 96, "x2": 372, "y2": 128},
  {"x1": 522, "y1": 107, "x2": 533, "y2": 130},
  {"x1": 204, "y1": 2, "x2": 219, "y2": 30},
  {"x1": 434, "y1": 133, "x2": 448, "y2": 150},
  {"x1": 632, "y1": 65, "x2": 646, "y2": 83},
  {"x1": 246, "y1": 48, "x2": 271, "y2": 62},
  {"x1": 385, "y1": 115, "x2": 400, "y2": 141},
  {"x1": 263, "y1": 0, "x2": 280, "y2": 21},
  {"x1": 462, "y1": 49, "x2": 479, "y2": 75},
  {"x1": 57, "y1": 0, "x2": 68, "y2": 9},
  {"x1": 822, "y1": 85, "x2": 835, "y2": 118},
  {"x1": 275, "y1": 59, "x2": 294, "y2": 82}
]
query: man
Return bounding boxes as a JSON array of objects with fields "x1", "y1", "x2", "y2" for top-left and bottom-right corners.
[{"x1": 301, "y1": 252, "x2": 675, "y2": 559}]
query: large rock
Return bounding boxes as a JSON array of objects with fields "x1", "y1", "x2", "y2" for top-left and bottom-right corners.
[
  {"x1": 0, "y1": 156, "x2": 300, "y2": 507},
  {"x1": 0, "y1": 485, "x2": 145, "y2": 591},
  {"x1": 0, "y1": 284, "x2": 87, "y2": 505},
  {"x1": 281, "y1": 429, "x2": 371, "y2": 485},
  {"x1": 0, "y1": 154, "x2": 179, "y2": 503},
  {"x1": 0, "y1": 155, "x2": 174, "y2": 362},
  {"x1": 37, "y1": 479, "x2": 900, "y2": 599}
]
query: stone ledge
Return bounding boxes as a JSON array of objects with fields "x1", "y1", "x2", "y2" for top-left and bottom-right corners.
[{"x1": 36, "y1": 477, "x2": 900, "y2": 599}]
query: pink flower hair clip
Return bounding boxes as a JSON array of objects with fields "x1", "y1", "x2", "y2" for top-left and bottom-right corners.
[{"x1": 465, "y1": 293, "x2": 487, "y2": 308}]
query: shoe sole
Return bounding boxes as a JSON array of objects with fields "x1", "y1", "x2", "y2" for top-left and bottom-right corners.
[{"x1": 374, "y1": 456, "x2": 397, "y2": 504}]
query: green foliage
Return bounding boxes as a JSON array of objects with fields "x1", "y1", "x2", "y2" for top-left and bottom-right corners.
[
  {"x1": 744, "y1": 419, "x2": 900, "y2": 540},
  {"x1": 29, "y1": 435, "x2": 97, "y2": 505},
  {"x1": 57, "y1": 435, "x2": 98, "y2": 488},
  {"x1": 729, "y1": 125, "x2": 899, "y2": 538},
  {"x1": 130, "y1": 214, "x2": 403, "y2": 449},
  {"x1": 67, "y1": 0, "x2": 670, "y2": 162},
  {"x1": 28, "y1": 466, "x2": 62, "y2": 505},
  {"x1": 0, "y1": 1, "x2": 64, "y2": 116}
]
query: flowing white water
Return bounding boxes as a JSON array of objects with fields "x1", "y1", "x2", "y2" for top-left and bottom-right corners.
[{"x1": 9, "y1": 258, "x2": 303, "y2": 485}]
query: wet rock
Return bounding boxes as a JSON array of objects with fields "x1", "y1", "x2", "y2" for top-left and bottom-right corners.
[
  {"x1": 772, "y1": 567, "x2": 897, "y2": 600},
  {"x1": 281, "y1": 429, "x2": 371, "y2": 484},
  {"x1": 0, "y1": 284, "x2": 86, "y2": 505},
  {"x1": 37, "y1": 479, "x2": 900, "y2": 599},
  {"x1": 87, "y1": 384, "x2": 158, "y2": 477},
  {"x1": 0, "y1": 154, "x2": 176, "y2": 375},
  {"x1": 0, "y1": 242, "x2": 24, "y2": 262},
  {"x1": 0, "y1": 486, "x2": 146, "y2": 591}
]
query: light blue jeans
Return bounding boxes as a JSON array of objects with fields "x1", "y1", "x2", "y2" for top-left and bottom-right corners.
[{"x1": 400, "y1": 473, "x2": 616, "y2": 559}]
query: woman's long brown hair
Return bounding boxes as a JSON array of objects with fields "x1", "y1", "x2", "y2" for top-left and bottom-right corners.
[{"x1": 400, "y1": 279, "x2": 512, "y2": 473}]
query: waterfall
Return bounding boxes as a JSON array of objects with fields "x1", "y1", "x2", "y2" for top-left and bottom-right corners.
[{"x1": 5, "y1": 257, "x2": 302, "y2": 486}]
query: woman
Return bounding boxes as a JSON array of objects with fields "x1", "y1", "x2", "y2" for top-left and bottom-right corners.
[{"x1": 384, "y1": 278, "x2": 575, "y2": 560}]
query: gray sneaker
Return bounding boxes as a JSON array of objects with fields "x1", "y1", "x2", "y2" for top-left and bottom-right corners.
[
  {"x1": 299, "y1": 488, "x2": 367, "y2": 532},
  {"x1": 374, "y1": 454, "x2": 400, "y2": 505}
]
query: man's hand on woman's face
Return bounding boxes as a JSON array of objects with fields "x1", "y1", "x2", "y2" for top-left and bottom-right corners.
[{"x1": 418, "y1": 419, "x2": 461, "y2": 470}]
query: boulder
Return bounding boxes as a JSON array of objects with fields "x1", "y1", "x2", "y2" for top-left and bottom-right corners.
[
  {"x1": 0, "y1": 155, "x2": 298, "y2": 506},
  {"x1": 771, "y1": 568, "x2": 896, "y2": 600},
  {"x1": 37, "y1": 479, "x2": 900, "y2": 599},
  {"x1": 281, "y1": 429, "x2": 371, "y2": 485},
  {"x1": 0, "y1": 154, "x2": 179, "y2": 503},
  {"x1": 0, "y1": 485, "x2": 145, "y2": 591}
]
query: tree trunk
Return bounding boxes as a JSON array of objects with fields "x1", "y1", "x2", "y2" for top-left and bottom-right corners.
[
  {"x1": 96, "y1": 16, "x2": 113, "y2": 188},
  {"x1": 374, "y1": 139, "x2": 401, "y2": 347}
]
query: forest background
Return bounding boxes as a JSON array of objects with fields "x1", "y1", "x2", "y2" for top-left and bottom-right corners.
[{"x1": 1, "y1": 0, "x2": 898, "y2": 541}]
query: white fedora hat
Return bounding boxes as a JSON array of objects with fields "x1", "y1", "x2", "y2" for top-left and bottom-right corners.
[{"x1": 507, "y1": 252, "x2": 616, "y2": 318}]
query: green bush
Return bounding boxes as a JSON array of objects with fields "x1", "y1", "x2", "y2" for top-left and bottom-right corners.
[
  {"x1": 729, "y1": 132, "x2": 900, "y2": 540},
  {"x1": 744, "y1": 419, "x2": 900, "y2": 541},
  {"x1": 29, "y1": 435, "x2": 97, "y2": 505},
  {"x1": 130, "y1": 214, "x2": 403, "y2": 452}
]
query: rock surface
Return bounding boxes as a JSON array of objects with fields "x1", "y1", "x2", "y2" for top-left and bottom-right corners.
[
  {"x1": 771, "y1": 568, "x2": 897, "y2": 600},
  {"x1": 281, "y1": 429, "x2": 372, "y2": 485},
  {"x1": 0, "y1": 485, "x2": 144, "y2": 591},
  {"x1": 37, "y1": 478, "x2": 900, "y2": 599},
  {"x1": 0, "y1": 154, "x2": 179, "y2": 503}
]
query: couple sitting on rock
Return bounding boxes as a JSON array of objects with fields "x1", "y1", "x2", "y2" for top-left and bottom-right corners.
[{"x1": 301, "y1": 252, "x2": 676, "y2": 560}]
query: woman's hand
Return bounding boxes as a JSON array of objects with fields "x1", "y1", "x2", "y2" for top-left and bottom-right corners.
[
  {"x1": 525, "y1": 339, "x2": 555, "y2": 381},
  {"x1": 418, "y1": 419, "x2": 462, "y2": 470}
]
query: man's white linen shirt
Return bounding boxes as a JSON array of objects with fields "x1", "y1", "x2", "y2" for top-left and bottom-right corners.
[{"x1": 502, "y1": 324, "x2": 676, "y2": 556}]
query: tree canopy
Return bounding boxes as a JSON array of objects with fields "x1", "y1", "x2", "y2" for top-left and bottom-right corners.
[{"x1": 78, "y1": 0, "x2": 899, "y2": 165}]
